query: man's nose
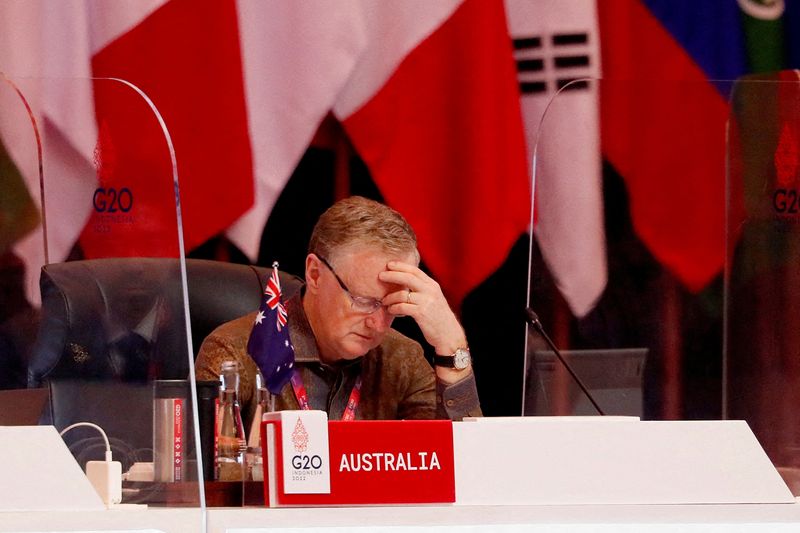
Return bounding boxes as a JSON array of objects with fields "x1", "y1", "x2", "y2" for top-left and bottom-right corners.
[{"x1": 365, "y1": 306, "x2": 393, "y2": 332}]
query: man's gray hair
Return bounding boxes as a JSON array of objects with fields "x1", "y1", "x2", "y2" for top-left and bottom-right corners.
[{"x1": 309, "y1": 196, "x2": 420, "y2": 265}]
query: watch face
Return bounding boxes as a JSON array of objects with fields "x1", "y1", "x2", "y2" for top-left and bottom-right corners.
[{"x1": 453, "y1": 348, "x2": 471, "y2": 370}]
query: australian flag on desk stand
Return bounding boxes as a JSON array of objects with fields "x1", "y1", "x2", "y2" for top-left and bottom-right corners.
[{"x1": 247, "y1": 262, "x2": 295, "y2": 394}]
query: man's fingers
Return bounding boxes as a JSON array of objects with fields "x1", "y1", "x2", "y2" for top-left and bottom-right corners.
[
  {"x1": 385, "y1": 260, "x2": 419, "y2": 273},
  {"x1": 388, "y1": 302, "x2": 415, "y2": 316},
  {"x1": 378, "y1": 269, "x2": 420, "y2": 291},
  {"x1": 383, "y1": 288, "x2": 413, "y2": 307}
]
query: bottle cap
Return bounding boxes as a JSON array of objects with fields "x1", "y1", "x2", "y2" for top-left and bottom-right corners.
[{"x1": 220, "y1": 361, "x2": 240, "y2": 392}]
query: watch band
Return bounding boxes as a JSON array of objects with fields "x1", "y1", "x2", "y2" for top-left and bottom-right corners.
[{"x1": 433, "y1": 354, "x2": 457, "y2": 368}]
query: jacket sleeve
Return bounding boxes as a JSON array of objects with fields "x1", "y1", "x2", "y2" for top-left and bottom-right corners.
[
  {"x1": 391, "y1": 335, "x2": 482, "y2": 421},
  {"x1": 436, "y1": 371, "x2": 482, "y2": 420}
]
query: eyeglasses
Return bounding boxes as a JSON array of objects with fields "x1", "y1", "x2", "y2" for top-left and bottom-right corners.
[{"x1": 316, "y1": 254, "x2": 385, "y2": 314}]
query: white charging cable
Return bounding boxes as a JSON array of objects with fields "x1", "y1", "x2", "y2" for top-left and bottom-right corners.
[
  {"x1": 59, "y1": 422, "x2": 122, "y2": 506},
  {"x1": 60, "y1": 422, "x2": 113, "y2": 462}
]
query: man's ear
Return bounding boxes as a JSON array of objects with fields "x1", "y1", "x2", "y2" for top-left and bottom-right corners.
[{"x1": 305, "y1": 253, "x2": 322, "y2": 293}]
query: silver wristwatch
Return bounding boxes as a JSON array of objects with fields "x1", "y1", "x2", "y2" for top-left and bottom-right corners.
[{"x1": 433, "y1": 347, "x2": 471, "y2": 370}]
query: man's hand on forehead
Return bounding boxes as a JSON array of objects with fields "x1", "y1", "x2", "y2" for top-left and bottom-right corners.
[{"x1": 378, "y1": 261, "x2": 466, "y2": 356}]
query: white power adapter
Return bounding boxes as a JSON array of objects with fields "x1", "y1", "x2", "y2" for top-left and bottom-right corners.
[
  {"x1": 86, "y1": 454, "x2": 123, "y2": 505},
  {"x1": 59, "y1": 423, "x2": 123, "y2": 507}
]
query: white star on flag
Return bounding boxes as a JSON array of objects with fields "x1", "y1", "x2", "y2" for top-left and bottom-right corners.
[{"x1": 248, "y1": 261, "x2": 295, "y2": 394}]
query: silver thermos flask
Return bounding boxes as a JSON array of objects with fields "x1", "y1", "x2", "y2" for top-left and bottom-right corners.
[{"x1": 153, "y1": 380, "x2": 188, "y2": 482}]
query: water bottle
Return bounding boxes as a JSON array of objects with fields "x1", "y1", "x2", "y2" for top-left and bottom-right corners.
[
  {"x1": 215, "y1": 361, "x2": 246, "y2": 481},
  {"x1": 246, "y1": 372, "x2": 269, "y2": 481}
]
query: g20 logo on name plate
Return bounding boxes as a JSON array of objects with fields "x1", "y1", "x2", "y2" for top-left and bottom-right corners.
[{"x1": 291, "y1": 418, "x2": 324, "y2": 471}]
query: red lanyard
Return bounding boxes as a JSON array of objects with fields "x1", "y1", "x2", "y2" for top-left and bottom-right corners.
[{"x1": 289, "y1": 368, "x2": 363, "y2": 421}]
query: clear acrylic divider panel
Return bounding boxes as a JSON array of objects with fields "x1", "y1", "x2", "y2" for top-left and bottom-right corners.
[
  {"x1": 725, "y1": 74, "x2": 800, "y2": 494},
  {"x1": 2, "y1": 76, "x2": 206, "y2": 517},
  {"x1": 527, "y1": 79, "x2": 740, "y2": 423},
  {"x1": 0, "y1": 74, "x2": 44, "y2": 392},
  {"x1": 531, "y1": 75, "x2": 800, "y2": 493}
]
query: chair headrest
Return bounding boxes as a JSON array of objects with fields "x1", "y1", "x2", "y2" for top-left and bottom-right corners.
[{"x1": 28, "y1": 258, "x2": 302, "y2": 387}]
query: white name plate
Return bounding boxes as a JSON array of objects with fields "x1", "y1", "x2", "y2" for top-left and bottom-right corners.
[
  {"x1": 453, "y1": 418, "x2": 794, "y2": 505},
  {"x1": 263, "y1": 410, "x2": 331, "y2": 495}
]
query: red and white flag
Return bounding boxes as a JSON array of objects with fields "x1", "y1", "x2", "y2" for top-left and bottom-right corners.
[
  {"x1": 227, "y1": 0, "x2": 368, "y2": 260},
  {"x1": 233, "y1": 0, "x2": 531, "y2": 306},
  {"x1": 1, "y1": 0, "x2": 531, "y2": 311},
  {"x1": 336, "y1": 0, "x2": 531, "y2": 306},
  {"x1": 88, "y1": 0, "x2": 254, "y2": 257},
  {"x1": 1, "y1": 0, "x2": 255, "y2": 297}
]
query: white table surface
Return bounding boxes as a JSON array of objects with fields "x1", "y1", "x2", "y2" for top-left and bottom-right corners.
[{"x1": 3, "y1": 501, "x2": 800, "y2": 533}]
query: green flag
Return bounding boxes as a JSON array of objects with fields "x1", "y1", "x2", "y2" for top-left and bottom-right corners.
[{"x1": 740, "y1": 0, "x2": 786, "y2": 72}]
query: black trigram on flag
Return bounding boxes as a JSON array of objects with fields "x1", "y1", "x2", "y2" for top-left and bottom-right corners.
[{"x1": 513, "y1": 31, "x2": 593, "y2": 95}]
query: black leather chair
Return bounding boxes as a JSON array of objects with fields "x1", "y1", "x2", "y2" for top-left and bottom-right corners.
[
  {"x1": 29, "y1": 257, "x2": 302, "y2": 387},
  {"x1": 27, "y1": 258, "x2": 302, "y2": 475}
]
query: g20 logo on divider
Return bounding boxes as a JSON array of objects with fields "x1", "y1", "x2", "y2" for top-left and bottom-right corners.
[
  {"x1": 93, "y1": 187, "x2": 133, "y2": 213},
  {"x1": 773, "y1": 189, "x2": 800, "y2": 216}
]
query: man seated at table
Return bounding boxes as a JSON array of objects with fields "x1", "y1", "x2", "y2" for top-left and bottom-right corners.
[{"x1": 195, "y1": 196, "x2": 480, "y2": 426}]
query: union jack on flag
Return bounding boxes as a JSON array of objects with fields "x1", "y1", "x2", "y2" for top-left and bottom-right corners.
[
  {"x1": 247, "y1": 262, "x2": 295, "y2": 394},
  {"x1": 265, "y1": 267, "x2": 288, "y2": 331}
]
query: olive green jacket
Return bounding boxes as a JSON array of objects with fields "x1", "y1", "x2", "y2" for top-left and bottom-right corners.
[{"x1": 195, "y1": 293, "x2": 481, "y2": 430}]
